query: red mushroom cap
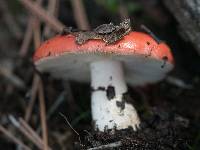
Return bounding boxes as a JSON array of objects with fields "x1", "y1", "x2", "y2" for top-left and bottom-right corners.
[{"x1": 33, "y1": 31, "x2": 174, "y2": 85}]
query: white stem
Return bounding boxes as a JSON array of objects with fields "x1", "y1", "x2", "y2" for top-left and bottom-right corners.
[{"x1": 90, "y1": 60, "x2": 140, "y2": 131}]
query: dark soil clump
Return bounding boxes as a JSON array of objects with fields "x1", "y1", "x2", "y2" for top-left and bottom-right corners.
[{"x1": 75, "y1": 108, "x2": 189, "y2": 149}]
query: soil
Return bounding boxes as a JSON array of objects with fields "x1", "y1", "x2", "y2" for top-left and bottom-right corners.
[{"x1": 75, "y1": 108, "x2": 189, "y2": 149}]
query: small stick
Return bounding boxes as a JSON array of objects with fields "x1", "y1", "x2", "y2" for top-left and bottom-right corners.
[
  {"x1": 47, "y1": 91, "x2": 65, "y2": 120},
  {"x1": 43, "y1": 0, "x2": 59, "y2": 38},
  {"x1": 0, "y1": 125, "x2": 31, "y2": 150},
  {"x1": 19, "y1": 0, "x2": 43, "y2": 57},
  {"x1": 30, "y1": 2, "x2": 48, "y2": 149},
  {"x1": 87, "y1": 141, "x2": 122, "y2": 150},
  {"x1": 8, "y1": 115, "x2": 43, "y2": 150},
  {"x1": 38, "y1": 79, "x2": 49, "y2": 150},
  {"x1": 70, "y1": 0, "x2": 90, "y2": 30},
  {"x1": 19, "y1": 118, "x2": 43, "y2": 145},
  {"x1": 140, "y1": 24, "x2": 161, "y2": 43},
  {"x1": 24, "y1": 74, "x2": 40, "y2": 122},
  {"x1": 19, "y1": 19, "x2": 34, "y2": 57},
  {"x1": 0, "y1": 66, "x2": 25, "y2": 89},
  {"x1": 59, "y1": 112, "x2": 81, "y2": 144},
  {"x1": 24, "y1": 0, "x2": 42, "y2": 121},
  {"x1": 33, "y1": 19, "x2": 41, "y2": 48},
  {"x1": 19, "y1": 118, "x2": 52, "y2": 150},
  {"x1": 32, "y1": 0, "x2": 42, "y2": 49},
  {"x1": 166, "y1": 76, "x2": 193, "y2": 89},
  {"x1": 19, "y1": 0, "x2": 65, "y2": 32}
]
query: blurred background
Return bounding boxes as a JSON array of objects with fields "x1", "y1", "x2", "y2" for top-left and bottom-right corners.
[{"x1": 0, "y1": 0, "x2": 199, "y2": 149}]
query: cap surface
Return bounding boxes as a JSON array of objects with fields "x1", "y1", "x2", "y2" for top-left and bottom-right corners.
[{"x1": 33, "y1": 31, "x2": 174, "y2": 85}]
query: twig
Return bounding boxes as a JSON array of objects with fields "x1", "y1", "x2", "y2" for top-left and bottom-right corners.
[
  {"x1": 59, "y1": 112, "x2": 81, "y2": 144},
  {"x1": 70, "y1": 0, "x2": 90, "y2": 30},
  {"x1": 19, "y1": 118, "x2": 52, "y2": 150},
  {"x1": 38, "y1": 79, "x2": 49, "y2": 150},
  {"x1": 166, "y1": 76, "x2": 193, "y2": 89},
  {"x1": 19, "y1": 118, "x2": 43, "y2": 145},
  {"x1": 0, "y1": 1, "x2": 23, "y2": 39},
  {"x1": 47, "y1": 91, "x2": 65, "y2": 120},
  {"x1": 0, "y1": 63, "x2": 25, "y2": 89},
  {"x1": 87, "y1": 141, "x2": 122, "y2": 150},
  {"x1": 19, "y1": 19, "x2": 34, "y2": 57},
  {"x1": 24, "y1": 74, "x2": 40, "y2": 122},
  {"x1": 19, "y1": 0, "x2": 43, "y2": 57},
  {"x1": 32, "y1": 0, "x2": 42, "y2": 50},
  {"x1": 32, "y1": 0, "x2": 43, "y2": 49},
  {"x1": 140, "y1": 24, "x2": 161, "y2": 43},
  {"x1": 8, "y1": 115, "x2": 44, "y2": 150},
  {"x1": 33, "y1": 0, "x2": 43, "y2": 48},
  {"x1": 0, "y1": 125, "x2": 31, "y2": 150},
  {"x1": 26, "y1": 1, "x2": 49, "y2": 148},
  {"x1": 19, "y1": 0, "x2": 65, "y2": 32},
  {"x1": 43, "y1": 0, "x2": 59, "y2": 38},
  {"x1": 71, "y1": 111, "x2": 90, "y2": 126},
  {"x1": 24, "y1": 0, "x2": 42, "y2": 121},
  {"x1": 33, "y1": 19, "x2": 41, "y2": 48}
]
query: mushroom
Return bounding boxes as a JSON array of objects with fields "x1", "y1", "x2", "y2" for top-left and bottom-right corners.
[{"x1": 33, "y1": 31, "x2": 174, "y2": 131}]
